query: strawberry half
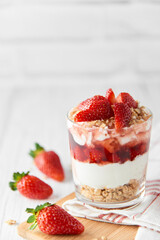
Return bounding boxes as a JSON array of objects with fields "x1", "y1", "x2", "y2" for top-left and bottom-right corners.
[
  {"x1": 26, "y1": 202, "x2": 84, "y2": 235},
  {"x1": 117, "y1": 92, "x2": 138, "y2": 108},
  {"x1": 74, "y1": 99, "x2": 113, "y2": 122},
  {"x1": 85, "y1": 148, "x2": 104, "y2": 163},
  {"x1": 9, "y1": 171, "x2": 53, "y2": 199},
  {"x1": 29, "y1": 143, "x2": 64, "y2": 182},
  {"x1": 114, "y1": 103, "x2": 131, "y2": 130},
  {"x1": 77, "y1": 95, "x2": 105, "y2": 110},
  {"x1": 105, "y1": 88, "x2": 116, "y2": 105},
  {"x1": 73, "y1": 146, "x2": 86, "y2": 161}
]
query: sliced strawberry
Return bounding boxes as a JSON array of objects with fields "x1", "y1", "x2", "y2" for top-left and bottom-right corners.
[
  {"x1": 73, "y1": 146, "x2": 86, "y2": 161},
  {"x1": 114, "y1": 103, "x2": 131, "y2": 130},
  {"x1": 87, "y1": 148, "x2": 104, "y2": 163},
  {"x1": 105, "y1": 88, "x2": 116, "y2": 105},
  {"x1": 117, "y1": 92, "x2": 138, "y2": 108},
  {"x1": 104, "y1": 149, "x2": 112, "y2": 163},
  {"x1": 130, "y1": 142, "x2": 149, "y2": 161},
  {"x1": 102, "y1": 138, "x2": 120, "y2": 153},
  {"x1": 115, "y1": 146, "x2": 130, "y2": 163},
  {"x1": 77, "y1": 95, "x2": 105, "y2": 110},
  {"x1": 74, "y1": 99, "x2": 113, "y2": 122}
]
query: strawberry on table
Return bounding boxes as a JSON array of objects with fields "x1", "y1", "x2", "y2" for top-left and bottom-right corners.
[
  {"x1": 29, "y1": 143, "x2": 64, "y2": 182},
  {"x1": 117, "y1": 92, "x2": 138, "y2": 108},
  {"x1": 26, "y1": 202, "x2": 84, "y2": 235},
  {"x1": 9, "y1": 171, "x2": 53, "y2": 199},
  {"x1": 114, "y1": 103, "x2": 131, "y2": 130}
]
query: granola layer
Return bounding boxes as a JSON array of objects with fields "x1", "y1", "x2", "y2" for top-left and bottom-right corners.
[{"x1": 80, "y1": 179, "x2": 139, "y2": 203}]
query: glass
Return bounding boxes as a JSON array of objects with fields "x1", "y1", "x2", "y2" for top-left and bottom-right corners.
[{"x1": 67, "y1": 109, "x2": 152, "y2": 209}]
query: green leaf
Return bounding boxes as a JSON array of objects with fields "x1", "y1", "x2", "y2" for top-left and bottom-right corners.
[
  {"x1": 29, "y1": 143, "x2": 45, "y2": 159},
  {"x1": 29, "y1": 222, "x2": 38, "y2": 230},
  {"x1": 9, "y1": 182, "x2": 17, "y2": 191},
  {"x1": 29, "y1": 150, "x2": 35, "y2": 158},
  {"x1": 35, "y1": 143, "x2": 44, "y2": 151},
  {"x1": 27, "y1": 215, "x2": 35, "y2": 223},
  {"x1": 26, "y1": 202, "x2": 52, "y2": 231},
  {"x1": 13, "y1": 171, "x2": 29, "y2": 182},
  {"x1": 35, "y1": 202, "x2": 51, "y2": 213},
  {"x1": 26, "y1": 208, "x2": 35, "y2": 214}
]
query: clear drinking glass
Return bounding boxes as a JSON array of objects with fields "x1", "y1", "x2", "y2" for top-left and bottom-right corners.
[{"x1": 67, "y1": 109, "x2": 152, "y2": 209}]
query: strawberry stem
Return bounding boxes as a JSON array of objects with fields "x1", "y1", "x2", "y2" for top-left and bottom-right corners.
[
  {"x1": 9, "y1": 171, "x2": 30, "y2": 191},
  {"x1": 29, "y1": 143, "x2": 45, "y2": 159},
  {"x1": 26, "y1": 202, "x2": 52, "y2": 230}
]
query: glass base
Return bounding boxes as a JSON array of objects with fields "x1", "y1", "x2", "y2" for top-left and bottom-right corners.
[{"x1": 75, "y1": 187, "x2": 145, "y2": 209}]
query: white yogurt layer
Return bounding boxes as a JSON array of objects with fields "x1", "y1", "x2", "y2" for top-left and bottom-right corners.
[{"x1": 72, "y1": 152, "x2": 148, "y2": 189}]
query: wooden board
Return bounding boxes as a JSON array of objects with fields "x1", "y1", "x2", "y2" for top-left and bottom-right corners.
[{"x1": 17, "y1": 193, "x2": 138, "y2": 240}]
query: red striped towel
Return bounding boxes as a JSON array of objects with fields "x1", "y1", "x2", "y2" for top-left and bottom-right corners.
[{"x1": 62, "y1": 180, "x2": 160, "y2": 239}]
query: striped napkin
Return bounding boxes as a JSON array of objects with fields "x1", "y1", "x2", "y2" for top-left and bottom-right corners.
[
  {"x1": 63, "y1": 124, "x2": 160, "y2": 239},
  {"x1": 63, "y1": 180, "x2": 160, "y2": 232}
]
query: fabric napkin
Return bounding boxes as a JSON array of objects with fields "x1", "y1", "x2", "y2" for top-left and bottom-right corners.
[{"x1": 63, "y1": 123, "x2": 160, "y2": 239}]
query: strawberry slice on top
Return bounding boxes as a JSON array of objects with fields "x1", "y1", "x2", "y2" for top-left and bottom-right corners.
[
  {"x1": 117, "y1": 92, "x2": 138, "y2": 108},
  {"x1": 77, "y1": 95, "x2": 105, "y2": 110},
  {"x1": 105, "y1": 88, "x2": 116, "y2": 105},
  {"x1": 74, "y1": 99, "x2": 113, "y2": 122},
  {"x1": 114, "y1": 103, "x2": 131, "y2": 130}
]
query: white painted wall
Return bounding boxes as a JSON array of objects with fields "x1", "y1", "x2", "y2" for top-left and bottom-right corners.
[{"x1": 0, "y1": 1, "x2": 160, "y2": 86}]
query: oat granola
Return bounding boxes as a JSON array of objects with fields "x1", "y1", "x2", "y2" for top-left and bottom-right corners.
[
  {"x1": 80, "y1": 180, "x2": 139, "y2": 203},
  {"x1": 5, "y1": 219, "x2": 16, "y2": 225}
]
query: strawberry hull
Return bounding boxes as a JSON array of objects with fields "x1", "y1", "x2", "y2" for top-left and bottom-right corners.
[{"x1": 67, "y1": 110, "x2": 152, "y2": 209}]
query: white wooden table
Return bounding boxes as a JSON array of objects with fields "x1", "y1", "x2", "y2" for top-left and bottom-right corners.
[{"x1": 0, "y1": 81, "x2": 159, "y2": 239}]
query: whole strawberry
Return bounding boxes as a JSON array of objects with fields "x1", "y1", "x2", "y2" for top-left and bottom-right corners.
[
  {"x1": 9, "y1": 171, "x2": 53, "y2": 199},
  {"x1": 29, "y1": 143, "x2": 64, "y2": 182},
  {"x1": 26, "y1": 202, "x2": 84, "y2": 235}
]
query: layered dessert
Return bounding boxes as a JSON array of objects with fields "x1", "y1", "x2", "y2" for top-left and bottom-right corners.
[{"x1": 67, "y1": 89, "x2": 152, "y2": 208}]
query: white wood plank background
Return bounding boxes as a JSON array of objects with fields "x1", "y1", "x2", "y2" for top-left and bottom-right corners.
[{"x1": 0, "y1": 1, "x2": 160, "y2": 239}]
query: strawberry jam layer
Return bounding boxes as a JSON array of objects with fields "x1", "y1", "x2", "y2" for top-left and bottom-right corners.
[{"x1": 68, "y1": 126, "x2": 151, "y2": 165}]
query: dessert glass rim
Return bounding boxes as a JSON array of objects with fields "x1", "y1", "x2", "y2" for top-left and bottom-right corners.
[{"x1": 67, "y1": 106, "x2": 153, "y2": 133}]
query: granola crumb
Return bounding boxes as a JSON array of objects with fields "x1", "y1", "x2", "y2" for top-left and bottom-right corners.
[
  {"x1": 5, "y1": 219, "x2": 16, "y2": 225},
  {"x1": 101, "y1": 236, "x2": 107, "y2": 240},
  {"x1": 80, "y1": 179, "x2": 139, "y2": 203}
]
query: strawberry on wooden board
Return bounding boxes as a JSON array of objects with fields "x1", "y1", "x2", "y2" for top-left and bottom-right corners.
[
  {"x1": 29, "y1": 143, "x2": 64, "y2": 182},
  {"x1": 117, "y1": 92, "x2": 138, "y2": 108},
  {"x1": 74, "y1": 99, "x2": 113, "y2": 122},
  {"x1": 114, "y1": 103, "x2": 131, "y2": 130},
  {"x1": 26, "y1": 202, "x2": 84, "y2": 235},
  {"x1": 9, "y1": 171, "x2": 53, "y2": 199},
  {"x1": 105, "y1": 88, "x2": 116, "y2": 105}
]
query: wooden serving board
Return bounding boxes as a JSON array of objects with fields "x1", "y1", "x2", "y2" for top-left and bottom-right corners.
[{"x1": 17, "y1": 193, "x2": 138, "y2": 240}]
